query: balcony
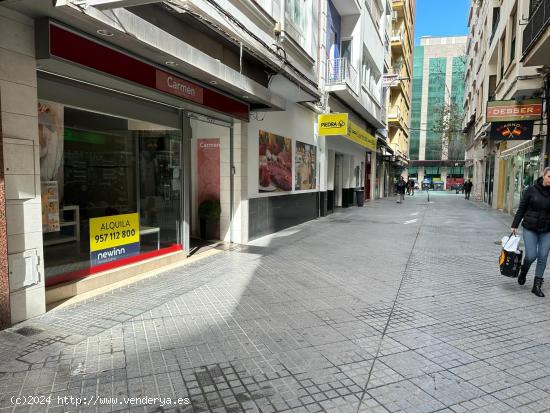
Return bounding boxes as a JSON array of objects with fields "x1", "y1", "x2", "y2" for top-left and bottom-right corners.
[
  {"x1": 325, "y1": 58, "x2": 384, "y2": 129},
  {"x1": 391, "y1": 29, "x2": 404, "y2": 51},
  {"x1": 331, "y1": 0, "x2": 361, "y2": 16},
  {"x1": 326, "y1": 58, "x2": 359, "y2": 92},
  {"x1": 392, "y1": 0, "x2": 404, "y2": 11},
  {"x1": 523, "y1": 0, "x2": 550, "y2": 65},
  {"x1": 387, "y1": 106, "x2": 407, "y2": 131}
]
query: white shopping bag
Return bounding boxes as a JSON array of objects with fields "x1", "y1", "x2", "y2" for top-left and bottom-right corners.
[{"x1": 501, "y1": 234, "x2": 521, "y2": 252}]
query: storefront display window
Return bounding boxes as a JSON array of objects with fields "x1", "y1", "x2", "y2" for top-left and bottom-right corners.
[
  {"x1": 512, "y1": 154, "x2": 524, "y2": 211},
  {"x1": 38, "y1": 101, "x2": 182, "y2": 283}
]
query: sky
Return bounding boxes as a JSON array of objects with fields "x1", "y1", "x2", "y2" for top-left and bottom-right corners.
[{"x1": 414, "y1": 0, "x2": 470, "y2": 45}]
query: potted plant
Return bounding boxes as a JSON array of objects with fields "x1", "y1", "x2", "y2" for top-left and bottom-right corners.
[{"x1": 198, "y1": 199, "x2": 221, "y2": 240}]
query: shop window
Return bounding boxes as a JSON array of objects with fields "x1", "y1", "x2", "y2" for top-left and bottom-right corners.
[{"x1": 38, "y1": 101, "x2": 183, "y2": 284}]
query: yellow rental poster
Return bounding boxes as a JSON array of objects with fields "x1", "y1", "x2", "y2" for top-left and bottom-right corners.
[{"x1": 89, "y1": 213, "x2": 140, "y2": 265}]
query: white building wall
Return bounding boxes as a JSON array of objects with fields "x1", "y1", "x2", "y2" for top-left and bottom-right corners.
[{"x1": 246, "y1": 102, "x2": 318, "y2": 199}]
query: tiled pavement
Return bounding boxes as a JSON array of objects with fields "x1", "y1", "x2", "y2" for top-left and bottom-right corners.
[{"x1": 1, "y1": 192, "x2": 550, "y2": 412}]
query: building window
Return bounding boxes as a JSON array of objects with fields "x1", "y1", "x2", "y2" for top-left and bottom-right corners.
[
  {"x1": 285, "y1": 0, "x2": 313, "y2": 53},
  {"x1": 499, "y1": 32, "x2": 506, "y2": 79},
  {"x1": 365, "y1": 0, "x2": 383, "y2": 30},
  {"x1": 510, "y1": 9, "x2": 517, "y2": 64}
]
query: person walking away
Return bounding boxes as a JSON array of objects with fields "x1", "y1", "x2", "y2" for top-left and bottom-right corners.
[
  {"x1": 512, "y1": 167, "x2": 550, "y2": 297},
  {"x1": 464, "y1": 180, "x2": 473, "y2": 200},
  {"x1": 408, "y1": 178, "x2": 415, "y2": 196},
  {"x1": 396, "y1": 176, "x2": 407, "y2": 204},
  {"x1": 406, "y1": 178, "x2": 411, "y2": 196}
]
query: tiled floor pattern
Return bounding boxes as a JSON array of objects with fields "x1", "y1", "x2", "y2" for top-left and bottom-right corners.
[{"x1": 0, "y1": 193, "x2": 549, "y2": 412}]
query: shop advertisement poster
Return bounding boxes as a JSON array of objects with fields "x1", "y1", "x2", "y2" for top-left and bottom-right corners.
[
  {"x1": 38, "y1": 100, "x2": 64, "y2": 204},
  {"x1": 89, "y1": 213, "x2": 140, "y2": 266},
  {"x1": 259, "y1": 130, "x2": 292, "y2": 192},
  {"x1": 197, "y1": 139, "x2": 221, "y2": 205},
  {"x1": 197, "y1": 138, "x2": 221, "y2": 239},
  {"x1": 295, "y1": 141, "x2": 317, "y2": 190},
  {"x1": 41, "y1": 181, "x2": 60, "y2": 233}
]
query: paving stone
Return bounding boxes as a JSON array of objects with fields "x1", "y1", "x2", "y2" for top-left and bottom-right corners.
[{"x1": 0, "y1": 193, "x2": 549, "y2": 411}]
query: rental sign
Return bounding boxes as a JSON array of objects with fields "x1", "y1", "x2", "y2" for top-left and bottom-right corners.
[
  {"x1": 90, "y1": 213, "x2": 140, "y2": 266},
  {"x1": 486, "y1": 99, "x2": 543, "y2": 122}
]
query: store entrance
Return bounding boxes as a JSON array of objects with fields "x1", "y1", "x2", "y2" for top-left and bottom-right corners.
[
  {"x1": 39, "y1": 103, "x2": 183, "y2": 282},
  {"x1": 334, "y1": 153, "x2": 344, "y2": 207},
  {"x1": 189, "y1": 117, "x2": 233, "y2": 254}
]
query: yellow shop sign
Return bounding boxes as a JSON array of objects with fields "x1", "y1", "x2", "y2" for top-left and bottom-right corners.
[
  {"x1": 347, "y1": 121, "x2": 377, "y2": 152},
  {"x1": 318, "y1": 113, "x2": 348, "y2": 136}
]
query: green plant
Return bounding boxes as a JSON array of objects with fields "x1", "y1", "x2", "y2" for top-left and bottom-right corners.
[{"x1": 198, "y1": 200, "x2": 221, "y2": 221}]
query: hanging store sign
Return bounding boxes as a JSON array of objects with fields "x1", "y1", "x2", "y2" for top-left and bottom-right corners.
[
  {"x1": 490, "y1": 120, "x2": 534, "y2": 141},
  {"x1": 486, "y1": 99, "x2": 543, "y2": 122},
  {"x1": 348, "y1": 121, "x2": 377, "y2": 151},
  {"x1": 318, "y1": 113, "x2": 348, "y2": 135},
  {"x1": 90, "y1": 213, "x2": 140, "y2": 266},
  {"x1": 382, "y1": 74, "x2": 399, "y2": 88}
]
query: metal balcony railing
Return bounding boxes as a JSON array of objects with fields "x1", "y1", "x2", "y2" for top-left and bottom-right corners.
[
  {"x1": 326, "y1": 58, "x2": 359, "y2": 91},
  {"x1": 523, "y1": 0, "x2": 550, "y2": 56}
]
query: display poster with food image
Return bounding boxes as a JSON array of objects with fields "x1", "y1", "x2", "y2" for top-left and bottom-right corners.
[
  {"x1": 295, "y1": 141, "x2": 317, "y2": 190},
  {"x1": 259, "y1": 130, "x2": 292, "y2": 192},
  {"x1": 41, "y1": 181, "x2": 60, "y2": 233}
]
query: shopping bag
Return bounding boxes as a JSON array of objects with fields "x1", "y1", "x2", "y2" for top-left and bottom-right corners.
[
  {"x1": 501, "y1": 234, "x2": 521, "y2": 252},
  {"x1": 499, "y1": 248, "x2": 523, "y2": 277}
]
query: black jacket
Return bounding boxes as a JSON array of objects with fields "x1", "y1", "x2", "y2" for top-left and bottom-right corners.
[
  {"x1": 396, "y1": 180, "x2": 407, "y2": 194},
  {"x1": 464, "y1": 182, "x2": 473, "y2": 192},
  {"x1": 512, "y1": 177, "x2": 550, "y2": 233}
]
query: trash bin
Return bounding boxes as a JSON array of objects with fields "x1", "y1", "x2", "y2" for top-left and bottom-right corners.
[{"x1": 355, "y1": 189, "x2": 364, "y2": 207}]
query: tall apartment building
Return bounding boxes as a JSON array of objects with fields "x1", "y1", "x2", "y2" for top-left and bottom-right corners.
[
  {"x1": 321, "y1": 0, "x2": 393, "y2": 204},
  {"x1": 0, "y1": 0, "x2": 391, "y2": 326},
  {"x1": 463, "y1": 0, "x2": 545, "y2": 212},
  {"x1": 408, "y1": 36, "x2": 467, "y2": 189},
  {"x1": 387, "y1": 0, "x2": 415, "y2": 168}
]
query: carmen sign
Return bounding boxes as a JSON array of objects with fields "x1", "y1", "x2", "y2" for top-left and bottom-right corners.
[
  {"x1": 155, "y1": 71, "x2": 203, "y2": 104},
  {"x1": 486, "y1": 99, "x2": 543, "y2": 122}
]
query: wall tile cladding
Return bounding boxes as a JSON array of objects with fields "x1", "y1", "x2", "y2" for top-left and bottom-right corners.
[{"x1": 248, "y1": 193, "x2": 319, "y2": 240}]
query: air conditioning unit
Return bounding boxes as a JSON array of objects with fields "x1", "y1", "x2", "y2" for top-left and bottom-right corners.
[{"x1": 392, "y1": 11, "x2": 398, "y2": 21}]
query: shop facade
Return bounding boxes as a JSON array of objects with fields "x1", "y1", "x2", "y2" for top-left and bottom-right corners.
[
  {"x1": 317, "y1": 111, "x2": 378, "y2": 212},
  {"x1": 0, "y1": 16, "x2": 257, "y2": 324}
]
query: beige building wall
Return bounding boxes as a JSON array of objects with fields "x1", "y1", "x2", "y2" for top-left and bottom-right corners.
[{"x1": 387, "y1": 0, "x2": 415, "y2": 162}]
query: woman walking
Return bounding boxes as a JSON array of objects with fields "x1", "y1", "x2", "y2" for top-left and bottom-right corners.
[{"x1": 512, "y1": 167, "x2": 550, "y2": 297}]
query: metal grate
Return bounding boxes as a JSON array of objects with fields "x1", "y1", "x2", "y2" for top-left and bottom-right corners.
[
  {"x1": 523, "y1": 0, "x2": 550, "y2": 56},
  {"x1": 326, "y1": 58, "x2": 359, "y2": 92}
]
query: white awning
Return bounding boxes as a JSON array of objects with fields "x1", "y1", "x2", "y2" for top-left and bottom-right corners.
[{"x1": 500, "y1": 140, "x2": 535, "y2": 159}]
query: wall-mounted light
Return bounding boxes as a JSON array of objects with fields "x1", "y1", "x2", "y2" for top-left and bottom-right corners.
[{"x1": 97, "y1": 29, "x2": 114, "y2": 37}]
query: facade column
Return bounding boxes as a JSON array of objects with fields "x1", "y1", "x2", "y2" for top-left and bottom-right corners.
[
  {"x1": 0, "y1": 8, "x2": 45, "y2": 325},
  {"x1": 0, "y1": 83, "x2": 8, "y2": 328}
]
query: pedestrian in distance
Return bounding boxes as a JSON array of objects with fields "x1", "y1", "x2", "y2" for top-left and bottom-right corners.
[
  {"x1": 407, "y1": 178, "x2": 415, "y2": 196},
  {"x1": 512, "y1": 167, "x2": 550, "y2": 297},
  {"x1": 396, "y1": 176, "x2": 407, "y2": 204},
  {"x1": 464, "y1": 179, "x2": 473, "y2": 200}
]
